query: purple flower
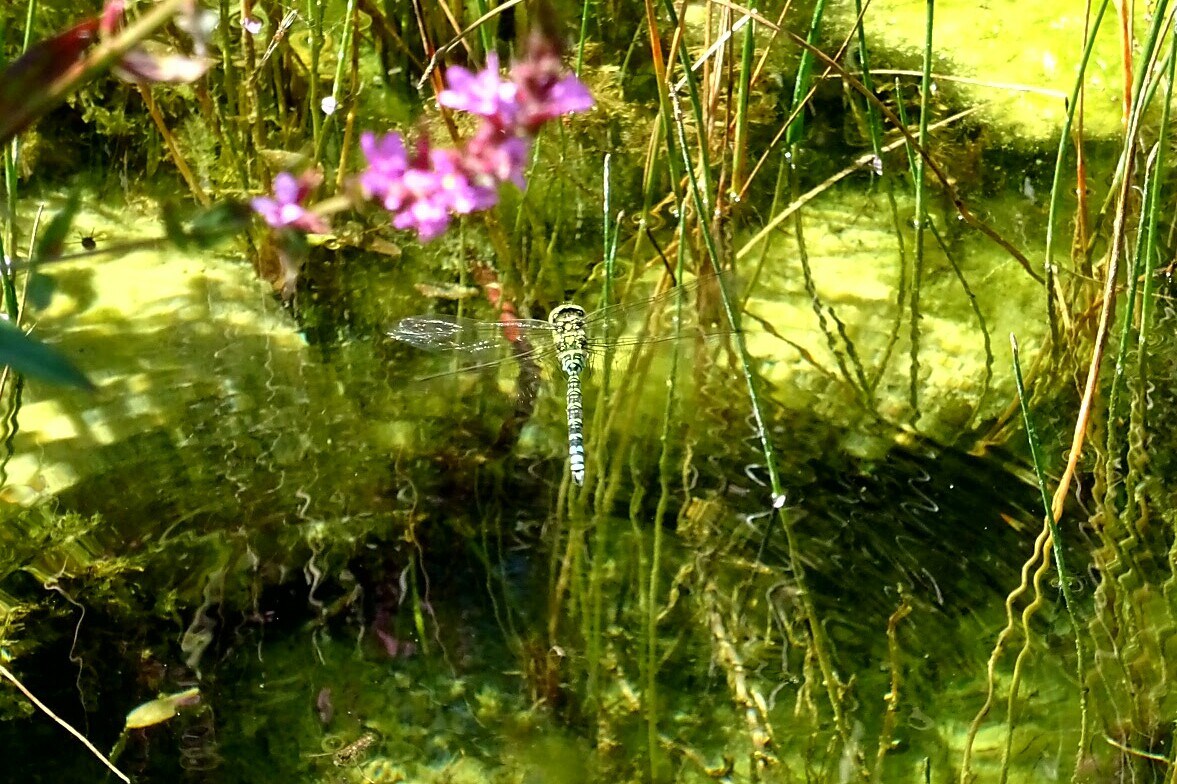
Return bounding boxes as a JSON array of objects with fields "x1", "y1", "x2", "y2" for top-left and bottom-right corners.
[
  {"x1": 440, "y1": 49, "x2": 593, "y2": 135},
  {"x1": 427, "y1": 147, "x2": 499, "y2": 214},
  {"x1": 540, "y1": 75, "x2": 594, "y2": 116},
  {"x1": 359, "y1": 131, "x2": 409, "y2": 211},
  {"x1": 353, "y1": 37, "x2": 594, "y2": 242},
  {"x1": 464, "y1": 127, "x2": 531, "y2": 189},
  {"x1": 508, "y1": 39, "x2": 594, "y2": 133},
  {"x1": 360, "y1": 134, "x2": 499, "y2": 241},
  {"x1": 438, "y1": 54, "x2": 519, "y2": 127},
  {"x1": 514, "y1": 74, "x2": 594, "y2": 130},
  {"x1": 251, "y1": 172, "x2": 329, "y2": 233},
  {"x1": 390, "y1": 177, "x2": 451, "y2": 240}
]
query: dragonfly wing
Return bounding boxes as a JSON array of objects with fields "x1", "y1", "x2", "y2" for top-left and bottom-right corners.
[
  {"x1": 584, "y1": 271, "x2": 739, "y2": 347},
  {"x1": 388, "y1": 315, "x2": 555, "y2": 366}
]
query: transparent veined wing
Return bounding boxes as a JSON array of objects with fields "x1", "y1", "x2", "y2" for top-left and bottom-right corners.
[
  {"x1": 387, "y1": 314, "x2": 559, "y2": 369},
  {"x1": 388, "y1": 271, "x2": 740, "y2": 374},
  {"x1": 580, "y1": 271, "x2": 739, "y2": 348}
]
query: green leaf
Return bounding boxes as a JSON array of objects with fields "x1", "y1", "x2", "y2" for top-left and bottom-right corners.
[
  {"x1": 185, "y1": 200, "x2": 251, "y2": 248},
  {"x1": 160, "y1": 201, "x2": 188, "y2": 249},
  {"x1": 34, "y1": 194, "x2": 81, "y2": 261},
  {"x1": 0, "y1": 321, "x2": 93, "y2": 390},
  {"x1": 124, "y1": 687, "x2": 201, "y2": 730},
  {"x1": 26, "y1": 274, "x2": 56, "y2": 311}
]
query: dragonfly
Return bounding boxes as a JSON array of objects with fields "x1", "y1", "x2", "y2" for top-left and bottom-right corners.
[{"x1": 387, "y1": 272, "x2": 737, "y2": 485}]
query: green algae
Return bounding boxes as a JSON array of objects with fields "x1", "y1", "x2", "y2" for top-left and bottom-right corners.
[{"x1": 828, "y1": 0, "x2": 1153, "y2": 143}]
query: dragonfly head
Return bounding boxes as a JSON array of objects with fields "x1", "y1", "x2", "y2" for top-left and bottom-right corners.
[{"x1": 547, "y1": 302, "x2": 587, "y2": 327}]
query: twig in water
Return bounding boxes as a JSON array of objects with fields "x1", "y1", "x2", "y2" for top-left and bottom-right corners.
[{"x1": 0, "y1": 663, "x2": 130, "y2": 783}]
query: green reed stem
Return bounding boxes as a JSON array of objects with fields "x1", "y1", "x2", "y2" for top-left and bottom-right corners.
[
  {"x1": 1098, "y1": 1, "x2": 1171, "y2": 545},
  {"x1": 892, "y1": 79, "x2": 916, "y2": 170},
  {"x1": 1103, "y1": 39, "x2": 1175, "y2": 747},
  {"x1": 731, "y1": 7, "x2": 756, "y2": 190},
  {"x1": 666, "y1": 94, "x2": 758, "y2": 481},
  {"x1": 2, "y1": 0, "x2": 39, "y2": 318},
  {"x1": 1042, "y1": 0, "x2": 1111, "y2": 322},
  {"x1": 622, "y1": 452, "x2": 652, "y2": 775},
  {"x1": 312, "y1": 0, "x2": 359, "y2": 169},
  {"x1": 668, "y1": 88, "x2": 850, "y2": 744},
  {"x1": 928, "y1": 220, "x2": 992, "y2": 431},
  {"x1": 891, "y1": 84, "x2": 928, "y2": 423},
  {"x1": 601, "y1": 153, "x2": 614, "y2": 306},
  {"x1": 0, "y1": 0, "x2": 38, "y2": 489},
  {"x1": 786, "y1": 0, "x2": 826, "y2": 145},
  {"x1": 0, "y1": 0, "x2": 30, "y2": 320},
  {"x1": 1162, "y1": 49, "x2": 1177, "y2": 778},
  {"x1": 1009, "y1": 333, "x2": 1087, "y2": 775},
  {"x1": 16, "y1": 1, "x2": 33, "y2": 53},
  {"x1": 658, "y1": 0, "x2": 715, "y2": 212},
  {"x1": 577, "y1": 156, "x2": 625, "y2": 709},
  {"x1": 907, "y1": 0, "x2": 933, "y2": 426},
  {"x1": 642, "y1": 209, "x2": 693, "y2": 783},
  {"x1": 575, "y1": 0, "x2": 590, "y2": 75},
  {"x1": 1104, "y1": 146, "x2": 1157, "y2": 524},
  {"x1": 215, "y1": 0, "x2": 249, "y2": 187},
  {"x1": 471, "y1": 0, "x2": 493, "y2": 56},
  {"x1": 307, "y1": 0, "x2": 325, "y2": 164},
  {"x1": 850, "y1": 0, "x2": 885, "y2": 166},
  {"x1": 584, "y1": 154, "x2": 623, "y2": 502},
  {"x1": 240, "y1": 0, "x2": 264, "y2": 177},
  {"x1": 1137, "y1": 40, "x2": 1175, "y2": 375}
]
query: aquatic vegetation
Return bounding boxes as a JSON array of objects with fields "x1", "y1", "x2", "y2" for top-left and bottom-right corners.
[
  {"x1": 122, "y1": 686, "x2": 201, "y2": 729},
  {"x1": 0, "y1": 0, "x2": 1175, "y2": 782}
]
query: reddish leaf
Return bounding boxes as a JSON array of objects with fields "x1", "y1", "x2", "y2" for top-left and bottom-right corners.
[{"x1": 0, "y1": 18, "x2": 99, "y2": 145}]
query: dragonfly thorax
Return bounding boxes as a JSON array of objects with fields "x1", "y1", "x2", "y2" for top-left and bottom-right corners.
[{"x1": 548, "y1": 303, "x2": 589, "y2": 376}]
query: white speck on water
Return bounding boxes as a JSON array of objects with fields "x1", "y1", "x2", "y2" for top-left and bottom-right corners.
[{"x1": 1022, "y1": 176, "x2": 1036, "y2": 203}]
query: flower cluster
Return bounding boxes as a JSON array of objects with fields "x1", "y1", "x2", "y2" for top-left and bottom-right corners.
[
  {"x1": 252, "y1": 37, "x2": 593, "y2": 242},
  {"x1": 358, "y1": 131, "x2": 499, "y2": 241},
  {"x1": 362, "y1": 43, "x2": 593, "y2": 239},
  {"x1": 250, "y1": 171, "x2": 329, "y2": 233}
]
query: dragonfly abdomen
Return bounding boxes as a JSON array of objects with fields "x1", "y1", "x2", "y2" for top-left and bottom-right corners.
[
  {"x1": 550, "y1": 303, "x2": 590, "y2": 484},
  {"x1": 566, "y1": 374, "x2": 586, "y2": 484}
]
